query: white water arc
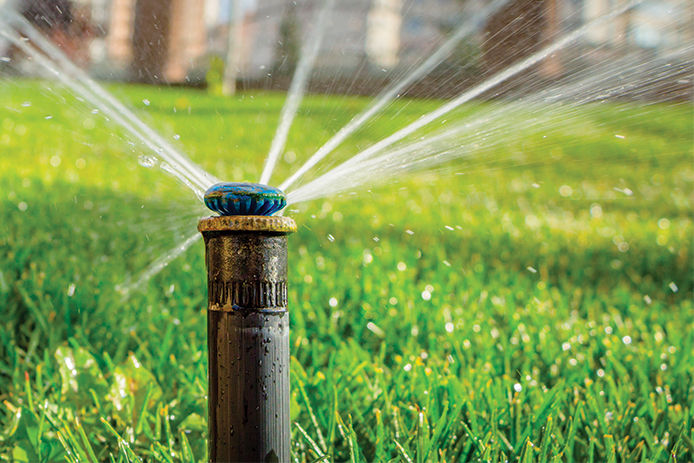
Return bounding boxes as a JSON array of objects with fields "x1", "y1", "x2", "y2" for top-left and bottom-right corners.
[
  {"x1": 115, "y1": 232, "x2": 201, "y2": 298},
  {"x1": 113, "y1": 0, "x2": 522, "y2": 295},
  {"x1": 285, "y1": 43, "x2": 694, "y2": 204},
  {"x1": 285, "y1": 0, "x2": 646, "y2": 204},
  {"x1": 54, "y1": 0, "x2": 677, "y2": 294},
  {"x1": 116, "y1": 0, "x2": 656, "y2": 293},
  {"x1": 119, "y1": 0, "x2": 337, "y2": 297},
  {"x1": 0, "y1": 10, "x2": 218, "y2": 199},
  {"x1": 259, "y1": 0, "x2": 336, "y2": 186},
  {"x1": 278, "y1": 0, "x2": 512, "y2": 192}
]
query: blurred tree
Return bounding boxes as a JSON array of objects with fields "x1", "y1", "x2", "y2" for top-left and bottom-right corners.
[
  {"x1": 222, "y1": 0, "x2": 243, "y2": 95},
  {"x1": 131, "y1": 0, "x2": 172, "y2": 83},
  {"x1": 540, "y1": 0, "x2": 562, "y2": 78},
  {"x1": 482, "y1": 0, "x2": 562, "y2": 81},
  {"x1": 20, "y1": 0, "x2": 73, "y2": 31},
  {"x1": 274, "y1": 1, "x2": 300, "y2": 77},
  {"x1": 207, "y1": 55, "x2": 226, "y2": 95},
  {"x1": 19, "y1": 0, "x2": 95, "y2": 67}
]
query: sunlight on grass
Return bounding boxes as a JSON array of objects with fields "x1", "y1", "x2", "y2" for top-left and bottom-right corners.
[{"x1": 0, "y1": 83, "x2": 692, "y2": 462}]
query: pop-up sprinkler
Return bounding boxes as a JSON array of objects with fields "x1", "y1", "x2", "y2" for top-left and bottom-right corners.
[{"x1": 199, "y1": 182, "x2": 295, "y2": 462}]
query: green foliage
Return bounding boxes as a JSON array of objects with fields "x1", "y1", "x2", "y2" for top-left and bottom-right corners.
[
  {"x1": 205, "y1": 56, "x2": 226, "y2": 96},
  {"x1": 0, "y1": 82, "x2": 692, "y2": 462}
]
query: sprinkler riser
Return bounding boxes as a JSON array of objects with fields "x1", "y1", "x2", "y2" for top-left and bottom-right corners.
[{"x1": 199, "y1": 216, "x2": 296, "y2": 463}]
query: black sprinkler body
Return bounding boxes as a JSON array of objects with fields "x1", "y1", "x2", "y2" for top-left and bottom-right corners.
[{"x1": 200, "y1": 183, "x2": 295, "y2": 462}]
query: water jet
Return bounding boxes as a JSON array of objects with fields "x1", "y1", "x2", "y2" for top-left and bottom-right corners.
[
  {"x1": 199, "y1": 182, "x2": 295, "y2": 462},
  {"x1": 2, "y1": 0, "x2": 692, "y2": 459}
]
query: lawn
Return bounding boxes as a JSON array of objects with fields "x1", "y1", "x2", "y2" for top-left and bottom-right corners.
[{"x1": 0, "y1": 82, "x2": 692, "y2": 462}]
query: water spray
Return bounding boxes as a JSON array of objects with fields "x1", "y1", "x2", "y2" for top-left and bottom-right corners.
[{"x1": 199, "y1": 182, "x2": 295, "y2": 462}]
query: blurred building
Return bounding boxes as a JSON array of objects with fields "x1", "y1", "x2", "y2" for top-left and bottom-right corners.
[
  {"x1": 366, "y1": 0, "x2": 402, "y2": 68},
  {"x1": 67, "y1": 0, "x2": 466, "y2": 84},
  {"x1": 210, "y1": 0, "x2": 464, "y2": 86},
  {"x1": 106, "y1": 0, "x2": 206, "y2": 82},
  {"x1": 12, "y1": 0, "x2": 691, "y2": 89},
  {"x1": 584, "y1": 0, "x2": 692, "y2": 52}
]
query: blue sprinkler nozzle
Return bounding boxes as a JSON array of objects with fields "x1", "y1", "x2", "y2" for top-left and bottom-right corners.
[{"x1": 204, "y1": 182, "x2": 287, "y2": 216}]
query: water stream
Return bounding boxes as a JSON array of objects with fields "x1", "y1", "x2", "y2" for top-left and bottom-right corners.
[
  {"x1": 278, "y1": 0, "x2": 512, "y2": 191},
  {"x1": 0, "y1": 10, "x2": 217, "y2": 200},
  {"x1": 259, "y1": 0, "x2": 335, "y2": 185},
  {"x1": 1, "y1": 0, "x2": 690, "y2": 295},
  {"x1": 288, "y1": 43, "x2": 693, "y2": 203},
  {"x1": 284, "y1": 0, "x2": 645, "y2": 202}
]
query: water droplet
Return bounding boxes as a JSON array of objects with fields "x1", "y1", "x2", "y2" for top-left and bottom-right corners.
[
  {"x1": 138, "y1": 155, "x2": 157, "y2": 168},
  {"x1": 614, "y1": 187, "x2": 633, "y2": 196},
  {"x1": 366, "y1": 322, "x2": 385, "y2": 337},
  {"x1": 590, "y1": 204, "x2": 603, "y2": 218},
  {"x1": 363, "y1": 251, "x2": 373, "y2": 265}
]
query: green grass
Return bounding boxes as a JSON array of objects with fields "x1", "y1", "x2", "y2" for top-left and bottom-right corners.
[{"x1": 0, "y1": 81, "x2": 692, "y2": 462}]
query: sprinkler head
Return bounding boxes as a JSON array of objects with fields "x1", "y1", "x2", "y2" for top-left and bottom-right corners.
[{"x1": 204, "y1": 182, "x2": 287, "y2": 216}]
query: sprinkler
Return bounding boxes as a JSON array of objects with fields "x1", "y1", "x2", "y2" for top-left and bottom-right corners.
[
  {"x1": 204, "y1": 182, "x2": 287, "y2": 216},
  {"x1": 199, "y1": 182, "x2": 295, "y2": 462}
]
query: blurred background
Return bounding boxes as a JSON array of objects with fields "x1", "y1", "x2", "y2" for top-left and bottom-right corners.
[{"x1": 2, "y1": 0, "x2": 692, "y2": 98}]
